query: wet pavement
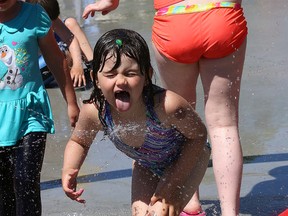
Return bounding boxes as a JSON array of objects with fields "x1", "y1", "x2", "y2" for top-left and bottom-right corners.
[{"x1": 41, "y1": 0, "x2": 288, "y2": 215}]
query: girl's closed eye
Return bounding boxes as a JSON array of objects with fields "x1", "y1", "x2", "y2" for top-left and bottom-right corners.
[
  {"x1": 125, "y1": 70, "x2": 140, "y2": 77},
  {"x1": 102, "y1": 71, "x2": 117, "y2": 78}
]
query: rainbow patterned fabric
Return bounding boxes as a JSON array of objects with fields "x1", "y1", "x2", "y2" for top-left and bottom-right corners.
[{"x1": 155, "y1": 1, "x2": 241, "y2": 16}]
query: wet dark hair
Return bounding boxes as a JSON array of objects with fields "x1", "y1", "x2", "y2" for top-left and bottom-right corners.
[
  {"x1": 30, "y1": 0, "x2": 60, "y2": 21},
  {"x1": 84, "y1": 29, "x2": 154, "y2": 128}
]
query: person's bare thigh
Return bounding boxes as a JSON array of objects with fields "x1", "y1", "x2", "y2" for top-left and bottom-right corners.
[
  {"x1": 131, "y1": 162, "x2": 159, "y2": 216},
  {"x1": 199, "y1": 39, "x2": 247, "y2": 126},
  {"x1": 152, "y1": 43, "x2": 199, "y2": 107}
]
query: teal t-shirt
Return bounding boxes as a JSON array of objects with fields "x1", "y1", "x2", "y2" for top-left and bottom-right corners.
[{"x1": 0, "y1": 2, "x2": 55, "y2": 146}]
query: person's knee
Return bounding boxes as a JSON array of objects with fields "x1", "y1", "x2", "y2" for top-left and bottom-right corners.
[
  {"x1": 204, "y1": 96, "x2": 239, "y2": 128},
  {"x1": 206, "y1": 114, "x2": 239, "y2": 129}
]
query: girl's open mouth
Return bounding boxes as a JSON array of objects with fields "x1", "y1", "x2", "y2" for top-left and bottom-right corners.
[{"x1": 115, "y1": 91, "x2": 131, "y2": 111}]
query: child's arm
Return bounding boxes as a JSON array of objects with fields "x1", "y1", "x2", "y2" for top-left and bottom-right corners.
[
  {"x1": 64, "y1": 17, "x2": 93, "y2": 63},
  {"x1": 52, "y1": 18, "x2": 86, "y2": 88},
  {"x1": 38, "y1": 29, "x2": 80, "y2": 127},
  {"x1": 149, "y1": 90, "x2": 211, "y2": 214},
  {"x1": 82, "y1": 0, "x2": 120, "y2": 18},
  {"x1": 62, "y1": 103, "x2": 100, "y2": 203},
  {"x1": 61, "y1": 139, "x2": 88, "y2": 203}
]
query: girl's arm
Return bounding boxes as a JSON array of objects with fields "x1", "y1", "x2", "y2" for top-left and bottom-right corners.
[
  {"x1": 52, "y1": 18, "x2": 86, "y2": 88},
  {"x1": 62, "y1": 103, "x2": 100, "y2": 203},
  {"x1": 150, "y1": 91, "x2": 211, "y2": 214},
  {"x1": 61, "y1": 139, "x2": 88, "y2": 203},
  {"x1": 82, "y1": 0, "x2": 120, "y2": 18},
  {"x1": 38, "y1": 28, "x2": 79, "y2": 127}
]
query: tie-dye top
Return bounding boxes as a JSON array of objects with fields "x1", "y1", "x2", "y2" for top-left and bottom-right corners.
[
  {"x1": 154, "y1": 0, "x2": 182, "y2": 10},
  {"x1": 104, "y1": 87, "x2": 187, "y2": 177}
]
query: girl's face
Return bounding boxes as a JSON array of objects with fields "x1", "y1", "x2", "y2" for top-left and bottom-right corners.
[{"x1": 97, "y1": 54, "x2": 146, "y2": 113}]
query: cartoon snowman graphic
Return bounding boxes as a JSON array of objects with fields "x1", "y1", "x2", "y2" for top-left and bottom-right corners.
[{"x1": 0, "y1": 45, "x2": 23, "y2": 90}]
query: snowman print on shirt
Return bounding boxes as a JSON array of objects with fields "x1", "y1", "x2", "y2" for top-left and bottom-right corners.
[{"x1": 0, "y1": 45, "x2": 23, "y2": 90}]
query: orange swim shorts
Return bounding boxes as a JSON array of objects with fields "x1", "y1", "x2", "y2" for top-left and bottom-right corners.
[{"x1": 152, "y1": 4, "x2": 248, "y2": 63}]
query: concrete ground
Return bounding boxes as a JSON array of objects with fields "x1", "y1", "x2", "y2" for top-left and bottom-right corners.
[
  {"x1": 41, "y1": 134, "x2": 288, "y2": 216},
  {"x1": 41, "y1": 0, "x2": 288, "y2": 215}
]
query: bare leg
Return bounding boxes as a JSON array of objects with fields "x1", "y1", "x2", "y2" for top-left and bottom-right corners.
[
  {"x1": 153, "y1": 44, "x2": 204, "y2": 214},
  {"x1": 131, "y1": 143, "x2": 210, "y2": 216},
  {"x1": 152, "y1": 44, "x2": 199, "y2": 107},
  {"x1": 64, "y1": 17, "x2": 93, "y2": 62},
  {"x1": 131, "y1": 162, "x2": 159, "y2": 216},
  {"x1": 199, "y1": 39, "x2": 247, "y2": 216},
  {"x1": 154, "y1": 39, "x2": 247, "y2": 215}
]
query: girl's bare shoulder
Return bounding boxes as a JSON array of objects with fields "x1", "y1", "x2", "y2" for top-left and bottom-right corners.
[
  {"x1": 71, "y1": 102, "x2": 103, "y2": 145},
  {"x1": 155, "y1": 89, "x2": 191, "y2": 116},
  {"x1": 75, "y1": 103, "x2": 102, "y2": 132},
  {"x1": 154, "y1": 89, "x2": 206, "y2": 139}
]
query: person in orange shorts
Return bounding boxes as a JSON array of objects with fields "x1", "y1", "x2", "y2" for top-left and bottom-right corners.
[
  {"x1": 152, "y1": 2, "x2": 247, "y2": 64},
  {"x1": 83, "y1": 1, "x2": 248, "y2": 216}
]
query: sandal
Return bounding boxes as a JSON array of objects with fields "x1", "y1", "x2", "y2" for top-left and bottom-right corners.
[
  {"x1": 279, "y1": 209, "x2": 288, "y2": 216},
  {"x1": 179, "y1": 210, "x2": 206, "y2": 216}
]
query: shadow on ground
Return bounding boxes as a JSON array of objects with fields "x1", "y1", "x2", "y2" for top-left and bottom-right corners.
[{"x1": 41, "y1": 153, "x2": 288, "y2": 216}]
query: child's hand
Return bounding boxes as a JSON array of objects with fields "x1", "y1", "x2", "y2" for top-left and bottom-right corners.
[
  {"x1": 62, "y1": 168, "x2": 85, "y2": 203},
  {"x1": 70, "y1": 65, "x2": 86, "y2": 88},
  {"x1": 147, "y1": 197, "x2": 181, "y2": 216},
  {"x1": 82, "y1": 0, "x2": 120, "y2": 19},
  {"x1": 145, "y1": 200, "x2": 164, "y2": 216},
  {"x1": 67, "y1": 103, "x2": 80, "y2": 127}
]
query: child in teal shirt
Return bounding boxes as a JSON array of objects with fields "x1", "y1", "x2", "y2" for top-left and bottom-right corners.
[{"x1": 0, "y1": 0, "x2": 79, "y2": 215}]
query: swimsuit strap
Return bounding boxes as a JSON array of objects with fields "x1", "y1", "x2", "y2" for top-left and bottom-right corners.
[
  {"x1": 103, "y1": 101, "x2": 113, "y2": 130},
  {"x1": 155, "y1": 1, "x2": 241, "y2": 16},
  {"x1": 145, "y1": 85, "x2": 165, "y2": 125}
]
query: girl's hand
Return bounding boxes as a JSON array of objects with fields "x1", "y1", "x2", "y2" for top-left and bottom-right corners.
[
  {"x1": 82, "y1": 0, "x2": 120, "y2": 19},
  {"x1": 67, "y1": 103, "x2": 80, "y2": 127},
  {"x1": 70, "y1": 65, "x2": 86, "y2": 88},
  {"x1": 146, "y1": 198, "x2": 181, "y2": 216},
  {"x1": 62, "y1": 168, "x2": 85, "y2": 203}
]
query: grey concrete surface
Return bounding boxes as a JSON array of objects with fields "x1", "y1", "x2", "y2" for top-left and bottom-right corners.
[{"x1": 41, "y1": 0, "x2": 288, "y2": 215}]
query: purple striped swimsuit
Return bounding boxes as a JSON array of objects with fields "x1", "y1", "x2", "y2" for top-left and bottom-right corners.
[{"x1": 104, "y1": 98, "x2": 187, "y2": 177}]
